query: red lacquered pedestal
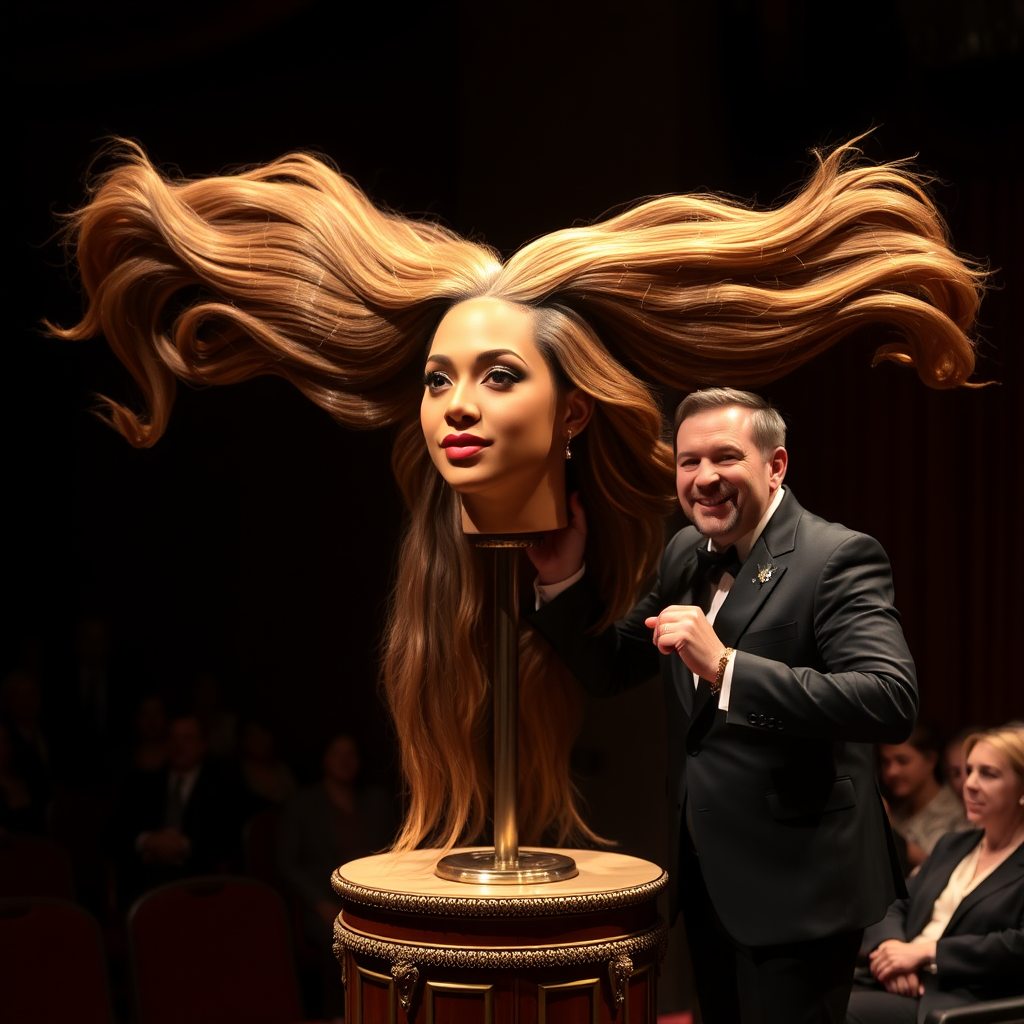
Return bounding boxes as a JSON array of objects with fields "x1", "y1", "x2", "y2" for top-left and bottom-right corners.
[{"x1": 333, "y1": 848, "x2": 667, "y2": 1024}]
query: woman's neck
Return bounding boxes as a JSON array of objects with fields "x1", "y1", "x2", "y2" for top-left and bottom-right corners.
[{"x1": 981, "y1": 815, "x2": 1024, "y2": 855}]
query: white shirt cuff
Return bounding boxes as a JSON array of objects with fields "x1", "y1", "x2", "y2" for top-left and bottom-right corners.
[{"x1": 534, "y1": 564, "x2": 586, "y2": 609}]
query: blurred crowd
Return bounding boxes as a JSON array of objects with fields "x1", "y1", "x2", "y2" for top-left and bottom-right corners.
[{"x1": 1, "y1": 615, "x2": 396, "y2": 1021}]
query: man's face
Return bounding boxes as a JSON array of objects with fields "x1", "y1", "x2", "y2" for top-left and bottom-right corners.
[
  {"x1": 168, "y1": 718, "x2": 206, "y2": 772},
  {"x1": 675, "y1": 406, "x2": 786, "y2": 549}
]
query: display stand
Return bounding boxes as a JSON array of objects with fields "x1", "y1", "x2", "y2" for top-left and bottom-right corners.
[
  {"x1": 333, "y1": 536, "x2": 666, "y2": 1022},
  {"x1": 333, "y1": 848, "x2": 667, "y2": 1023},
  {"x1": 435, "y1": 539, "x2": 577, "y2": 886}
]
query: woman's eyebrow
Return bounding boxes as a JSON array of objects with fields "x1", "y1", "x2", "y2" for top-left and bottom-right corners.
[
  {"x1": 423, "y1": 353, "x2": 453, "y2": 368},
  {"x1": 474, "y1": 348, "x2": 525, "y2": 363},
  {"x1": 423, "y1": 348, "x2": 528, "y2": 368}
]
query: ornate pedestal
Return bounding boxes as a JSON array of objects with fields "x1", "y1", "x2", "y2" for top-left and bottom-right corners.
[{"x1": 333, "y1": 848, "x2": 667, "y2": 1024}]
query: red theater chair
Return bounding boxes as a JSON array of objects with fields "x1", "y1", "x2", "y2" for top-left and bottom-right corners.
[
  {"x1": 0, "y1": 898, "x2": 113, "y2": 1024},
  {"x1": 127, "y1": 875, "x2": 306, "y2": 1024}
]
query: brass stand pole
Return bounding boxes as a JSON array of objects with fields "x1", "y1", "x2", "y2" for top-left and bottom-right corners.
[
  {"x1": 435, "y1": 538, "x2": 577, "y2": 884},
  {"x1": 491, "y1": 544, "x2": 519, "y2": 868}
]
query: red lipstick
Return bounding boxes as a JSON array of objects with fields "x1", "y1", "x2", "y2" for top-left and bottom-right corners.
[{"x1": 442, "y1": 433, "x2": 490, "y2": 460}]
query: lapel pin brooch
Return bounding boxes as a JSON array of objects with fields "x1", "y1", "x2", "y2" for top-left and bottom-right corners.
[{"x1": 753, "y1": 563, "x2": 777, "y2": 587}]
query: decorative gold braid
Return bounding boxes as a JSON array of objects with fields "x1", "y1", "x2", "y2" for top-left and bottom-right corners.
[
  {"x1": 331, "y1": 870, "x2": 667, "y2": 917},
  {"x1": 332, "y1": 921, "x2": 668, "y2": 971}
]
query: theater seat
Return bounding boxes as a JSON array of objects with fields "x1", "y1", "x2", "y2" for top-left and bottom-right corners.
[
  {"x1": 0, "y1": 898, "x2": 113, "y2": 1024},
  {"x1": 127, "y1": 875, "x2": 306, "y2": 1024},
  {"x1": 924, "y1": 997, "x2": 1024, "y2": 1024}
]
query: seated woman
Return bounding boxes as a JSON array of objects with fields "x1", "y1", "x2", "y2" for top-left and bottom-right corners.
[
  {"x1": 879, "y1": 723, "x2": 970, "y2": 871},
  {"x1": 846, "y1": 725, "x2": 1024, "y2": 1023}
]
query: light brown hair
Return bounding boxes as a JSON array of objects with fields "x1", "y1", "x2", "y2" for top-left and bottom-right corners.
[{"x1": 48, "y1": 138, "x2": 985, "y2": 849}]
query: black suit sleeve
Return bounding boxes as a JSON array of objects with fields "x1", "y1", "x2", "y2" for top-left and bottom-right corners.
[
  {"x1": 526, "y1": 561, "x2": 666, "y2": 697},
  {"x1": 936, "y1": 925, "x2": 1024, "y2": 990}
]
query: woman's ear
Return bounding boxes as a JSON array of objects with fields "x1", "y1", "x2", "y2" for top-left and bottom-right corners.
[{"x1": 563, "y1": 388, "x2": 594, "y2": 436}]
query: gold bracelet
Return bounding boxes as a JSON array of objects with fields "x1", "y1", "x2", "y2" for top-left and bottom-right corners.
[{"x1": 711, "y1": 647, "x2": 734, "y2": 696}]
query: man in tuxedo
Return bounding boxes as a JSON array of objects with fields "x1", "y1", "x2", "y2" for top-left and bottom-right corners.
[
  {"x1": 120, "y1": 715, "x2": 242, "y2": 902},
  {"x1": 528, "y1": 388, "x2": 917, "y2": 1024}
]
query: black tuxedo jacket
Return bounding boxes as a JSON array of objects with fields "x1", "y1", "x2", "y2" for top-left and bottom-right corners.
[
  {"x1": 122, "y1": 759, "x2": 243, "y2": 876},
  {"x1": 529, "y1": 490, "x2": 917, "y2": 946},
  {"x1": 863, "y1": 829, "x2": 1024, "y2": 1019}
]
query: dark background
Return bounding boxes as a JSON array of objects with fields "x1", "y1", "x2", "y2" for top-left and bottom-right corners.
[{"x1": 7, "y1": 3, "x2": 1022, "y2": 1000}]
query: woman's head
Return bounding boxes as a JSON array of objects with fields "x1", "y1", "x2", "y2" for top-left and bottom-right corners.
[
  {"x1": 962, "y1": 726, "x2": 1024, "y2": 832},
  {"x1": 420, "y1": 297, "x2": 593, "y2": 534}
]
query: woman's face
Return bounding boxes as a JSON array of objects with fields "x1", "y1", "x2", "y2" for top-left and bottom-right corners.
[
  {"x1": 962, "y1": 740, "x2": 1024, "y2": 830},
  {"x1": 421, "y1": 297, "x2": 564, "y2": 499},
  {"x1": 878, "y1": 742, "x2": 936, "y2": 801}
]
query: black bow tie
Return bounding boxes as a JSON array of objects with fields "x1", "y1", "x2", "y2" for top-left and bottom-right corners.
[{"x1": 695, "y1": 544, "x2": 741, "y2": 581}]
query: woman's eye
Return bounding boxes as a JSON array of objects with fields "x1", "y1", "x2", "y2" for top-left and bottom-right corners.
[
  {"x1": 422, "y1": 370, "x2": 451, "y2": 390},
  {"x1": 485, "y1": 366, "x2": 522, "y2": 389}
]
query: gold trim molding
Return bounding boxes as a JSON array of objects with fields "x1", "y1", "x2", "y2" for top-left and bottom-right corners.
[
  {"x1": 334, "y1": 920, "x2": 667, "y2": 971},
  {"x1": 332, "y1": 870, "x2": 667, "y2": 918}
]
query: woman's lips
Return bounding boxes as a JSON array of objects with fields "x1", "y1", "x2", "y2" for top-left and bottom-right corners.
[{"x1": 442, "y1": 434, "x2": 490, "y2": 461}]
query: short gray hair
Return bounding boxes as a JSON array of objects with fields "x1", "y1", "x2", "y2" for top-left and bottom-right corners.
[{"x1": 673, "y1": 388, "x2": 786, "y2": 458}]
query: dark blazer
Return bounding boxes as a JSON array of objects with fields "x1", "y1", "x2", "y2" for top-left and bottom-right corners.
[
  {"x1": 528, "y1": 490, "x2": 917, "y2": 946},
  {"x1": 861, "y1": 829, "x2": 1024, "y2": 1021},
  {"x1": 118, "y1": 759, "x2": 244, "y2": 901}
]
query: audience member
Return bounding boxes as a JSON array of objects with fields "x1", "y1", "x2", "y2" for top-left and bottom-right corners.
[
  {"x1": 117, "y1": 715, "x2": 243, "y2": 905},
  {"x1": 279, "y1": 734, "x2": 392, "y2": 938},
  {"x1": 239, "y1": 717, "x2": 296, "y2": 809},
  {"x1": 942, "y1": 726, "x2": 980, "y2": 806},
  {"x1": 847, "y1": 725, "x2": 1024, "y2": 1023},
  {"x1": 880, "y1": 724, "x2": 970, "y2": 870},
  {"x1": 189, "y1": 671, "x2": 238, "y2": 759},
  {"x1": 0, "y1": 720, "x2": 46, "y2": 835},
  {"x1": 278, "y1": 733, "x2": 394, "y2": 1018},
  {"x1": 0, "y1": 671, "x2": 52, "y2": 815},
  {"x1": 128, "y1": 694, "x2": 169, "y2": 775},
  {"x1": 48, "y1": 615, "x2": 130, "y2": 782}
]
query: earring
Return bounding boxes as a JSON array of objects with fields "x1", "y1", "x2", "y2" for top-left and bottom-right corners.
[{"x1": 565, "y1": 429, "x2": 572, "y2": 460}]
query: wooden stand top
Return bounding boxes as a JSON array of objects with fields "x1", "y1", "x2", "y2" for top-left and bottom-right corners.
[{"x1": 333, "y1": 848, "x2": 666, "y2": 918}]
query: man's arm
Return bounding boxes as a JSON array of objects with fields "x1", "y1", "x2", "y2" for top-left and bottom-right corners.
[
  {"x1": 527, "y1": 566, "x2": 664, "y2": 697},
  {"x1": 526, "y1": 496, "x2": 669, "y2": 695}
]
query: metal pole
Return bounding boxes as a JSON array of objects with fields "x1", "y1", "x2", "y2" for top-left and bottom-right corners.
[
  {"x1": 435, "y1": 537, "x2": 577, "y2": 884},
  {"x1": 491, "y1": 546, "x2": 519, "y2": 868}
]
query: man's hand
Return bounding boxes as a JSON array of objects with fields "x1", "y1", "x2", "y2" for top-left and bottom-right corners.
[
  {"x1": 526, "y1": 493, "x2": 587, "y2": 585},
  {"x1": 140, "y1": 827, "x2": 189, "y2": 865},
  {"x1": 645, "y1": 605, "x2": 724, "y2": 681}
]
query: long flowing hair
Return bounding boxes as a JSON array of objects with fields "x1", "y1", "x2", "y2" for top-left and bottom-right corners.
[{"x1": 49, "y1": 138, "x2": 985, "y2": 849}]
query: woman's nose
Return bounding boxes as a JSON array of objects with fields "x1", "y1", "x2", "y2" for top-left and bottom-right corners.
[{"x1": 444, "y1": 382, "x2": 480, "y2": 426}]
